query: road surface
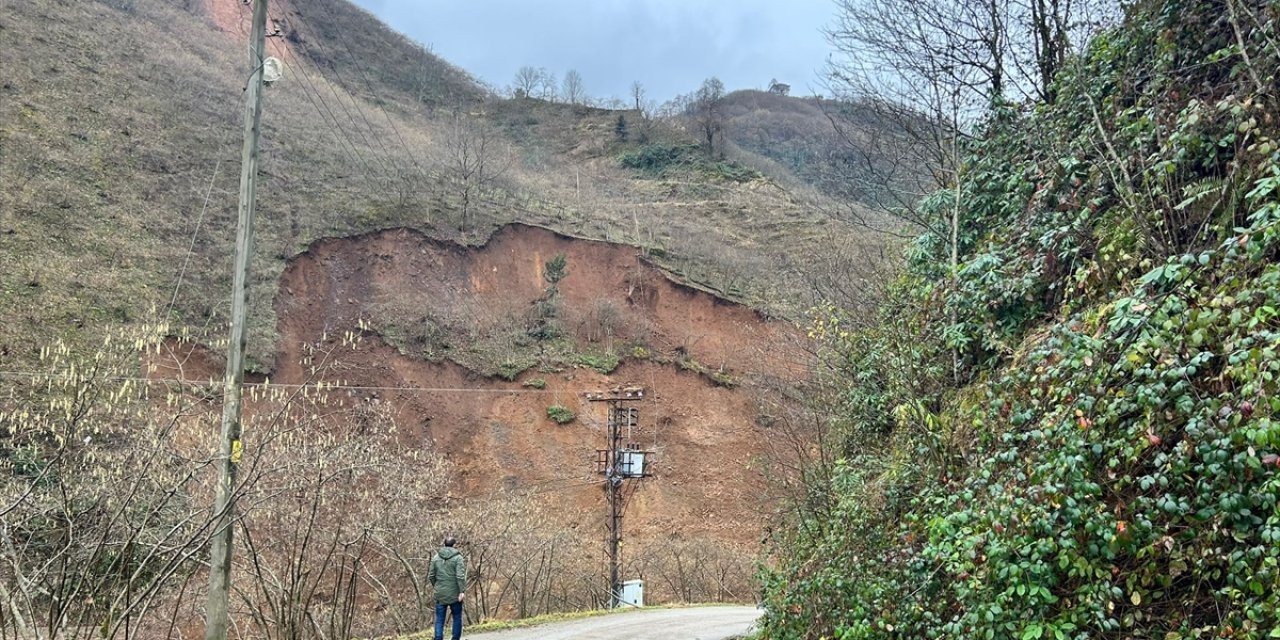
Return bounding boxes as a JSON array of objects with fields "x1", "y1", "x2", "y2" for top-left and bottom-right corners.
[{"x1": 466, "y1": 606, "x2": 761, "y2": 640}]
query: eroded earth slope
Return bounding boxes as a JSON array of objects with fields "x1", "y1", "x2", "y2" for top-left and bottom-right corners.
[{"x1": 156, "y1": 225, "x2": 808, "y2": 548}]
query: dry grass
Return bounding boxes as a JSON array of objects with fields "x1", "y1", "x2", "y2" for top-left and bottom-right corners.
[{"x1": 0, "y1": 0, "x2": 886, "y2": 373}]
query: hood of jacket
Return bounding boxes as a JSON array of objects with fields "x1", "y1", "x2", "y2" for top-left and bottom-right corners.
[{"x1": 437, "y1": 546, "x2": 459, "y2": 560}]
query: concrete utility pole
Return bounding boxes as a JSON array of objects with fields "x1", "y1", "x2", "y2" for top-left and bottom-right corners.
[
  {"x1": 585, "y1": 387, "x2": 649, "y2": 608},
  {"x1": 205, "y1": 1, "x2": 268, "y2": 638}
]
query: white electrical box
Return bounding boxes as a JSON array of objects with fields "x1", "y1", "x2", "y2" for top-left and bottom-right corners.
[
  {"x1": 619, "y1": 450, "x2": 646, "y2": 477},
  {"x1": 620, "y1": 580, "x2": 644, "y2": 607}
]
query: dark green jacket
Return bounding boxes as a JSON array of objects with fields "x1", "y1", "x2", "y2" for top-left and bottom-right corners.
[{"x1": 428, "y1": 547, "x2": 466, "y2": 604}]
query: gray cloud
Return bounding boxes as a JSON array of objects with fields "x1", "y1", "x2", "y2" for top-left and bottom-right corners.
[{"x1": 348, "y1": 0, "x2": 834, "y2": 102}]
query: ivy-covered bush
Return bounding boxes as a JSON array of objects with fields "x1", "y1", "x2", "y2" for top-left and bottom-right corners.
[{"x1": 760, "y1": 0, "x2": 1280, "y2": 638}]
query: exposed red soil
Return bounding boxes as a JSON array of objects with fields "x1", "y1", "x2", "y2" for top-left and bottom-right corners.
[
  {"x1": 155, "y1": 224, "x2": 809, "y2": 550},
  {"x1": 205, "y1": 0, "x2": 296, "y2": 59}
]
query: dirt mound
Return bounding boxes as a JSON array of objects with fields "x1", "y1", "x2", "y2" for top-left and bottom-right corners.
[{"x1": 160, "y1": 224, "x2": 808, "y2": 548}]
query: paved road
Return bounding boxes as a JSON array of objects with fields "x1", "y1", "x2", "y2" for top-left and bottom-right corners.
[{"x1": 465, "y1": 606, "x2": 761, "y2": 640}]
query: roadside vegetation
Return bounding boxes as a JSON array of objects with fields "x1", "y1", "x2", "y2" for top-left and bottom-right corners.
[{"x1": 758, "y1": 0, "x2": 1280, "y2": 637}]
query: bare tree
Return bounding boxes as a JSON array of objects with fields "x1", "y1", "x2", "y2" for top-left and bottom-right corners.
[
  {"x1": 628, "y1": 538, "x2": 754, "y2": 604},
  {"x1": 511, "y1": 66, "x2": 541, "y2": 98},
  {"x1": 824, "y1": 0, "x2": 985, "y2": 384},
  {"x1": 630, "y1": 81, "x2": 645, "y2": 112},
  {"x1": 537, "y1": 68, "x2": 559, "y2": 101},
  {"x1": 437, "y1": 108, "x2": 513, "y2": 232},
  {"x1": 1016, "y1": 0, "x2": 1122, "y2": 102},
  {"x1": 822, "y1": 0, "x2": 1117, "y2": 380},
  {"x1": 691, "y1": 77, "x2": 726, "y2": 157},
  {"x1": 448, "y1": 495, "x2": 604, "y2": 622},
  {"x1": 234, "y1": 396, "x2": 451, "y2": 640},
  {"x1": 821, "y1": 0, "x2": 1120, "y2": 233},
  {"x1": 830, "y1": 0, "x2": 1112, "y2": 110},
  {"x1": 0, "y1": 327, "x2": 222, "y2": 640},
  {"x1": 561, "y1": 69, "x2": 586, "y2": 106}
]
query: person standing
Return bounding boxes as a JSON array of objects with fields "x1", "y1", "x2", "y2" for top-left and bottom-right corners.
[{"x1": 428, "y1": 536, "x2": 467, "y2": 640}]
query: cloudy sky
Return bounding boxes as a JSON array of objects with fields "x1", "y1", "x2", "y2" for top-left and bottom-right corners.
[{"x1": 348, "y1": 0, "x2": 836, "y2": 103}]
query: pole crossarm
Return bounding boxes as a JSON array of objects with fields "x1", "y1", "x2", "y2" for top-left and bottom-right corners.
[{"x1": 583, "y1": 386, "x2": 645, "y2": 402}]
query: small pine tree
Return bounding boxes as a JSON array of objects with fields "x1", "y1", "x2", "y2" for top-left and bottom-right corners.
[
  {"x1": 543, "y1": 253, "x2": 567, "y2": 292},
  {"x1": 530, "y1": 254, "x2": 568, "y2": 341},
  {"x1": 614, "y1": 114, "x2": 629, "y2": 142}
]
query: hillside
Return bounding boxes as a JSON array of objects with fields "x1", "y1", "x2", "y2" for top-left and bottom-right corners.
[
  {"x1": 250, "y1": 224, "x2": 801, "y2": 533},
  {"x1": 0, "y1": 0, "x2": 867, "y2": 636},
  {"x1": 759, "y1": 0, "x2": 1280, "y2": 637},
  {"x1": 720, "y1": 90, "x2": 845, "y2": 193},
  {"x1": 0, "y1": 0, "x2": 873, "y2": 373},
  {"x1": 147, "y1": 222, "x2": 808, "y2": 592},
  {"x1": 7, "y1": 0, "x2": 1279, "y2": 638},
  {"x1": 717, "y1": 89, "x2": 921, "y2": 210}
]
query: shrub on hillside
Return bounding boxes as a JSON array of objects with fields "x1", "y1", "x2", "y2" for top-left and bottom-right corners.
[
  {"x1": 546, "y1": 404, "x2": 576, "y2": 424},
  {"x1": 576, "y1": 352, "x2": 621, "y2": 374},
  {"x1": 618, "y1": 143, "x2": 760, "y2": 182},
  {"x1": 618, "y1": 143, "x2": 700, "y2": 176}
]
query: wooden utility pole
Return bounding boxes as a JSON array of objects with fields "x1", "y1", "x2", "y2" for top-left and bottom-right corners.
[{"x1": 205, "y1": 1, "x2": 268, "y2": 638}]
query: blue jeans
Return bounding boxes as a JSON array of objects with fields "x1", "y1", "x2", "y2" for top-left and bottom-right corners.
[{"x1": 434, "y1": 601, "x2": 462, "y2": 640}]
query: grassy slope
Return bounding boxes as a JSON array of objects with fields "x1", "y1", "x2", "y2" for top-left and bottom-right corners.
[
  {"x1": 719, "y1": 90, "x2": 838, "y2": 191},
  {"x1": 0, "y1": 0, "x2": 444, "y2": 366},
  {"x1": 0, "y1": 0, "x2": 872, "y2": 372},
  {"x1": 717, "y1": 89, "x2": 914, "y2": 207}
]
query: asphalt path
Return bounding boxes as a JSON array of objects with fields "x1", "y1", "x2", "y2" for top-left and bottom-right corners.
[{"x1": 464, "y1": 606, "x2": 761, "y2": 640}]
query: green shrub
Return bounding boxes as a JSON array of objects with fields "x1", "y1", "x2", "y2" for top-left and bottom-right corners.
[
  {"x1": 618, "y1": 144, "x2": 759, "y2": 182},
  {"x1": 522, "y1": 378, "x2": 546, "y2": 389},
  {"x1": 759, "y1": 1, "x2": 1280, "y2": 637},
  {"x1": 618, "y1": 143, "x2": 699, "y2": 177},
  {"x1": 496, "y1": 360, "x2": 530, "y2": 381},
  {"x1": 677, "y1": 355, "x2": 705, "y2": 373},
  {"x1": 577, "y1": 352, "x2": 620, "y2": 374},
  {"x1": 706, "y1": 160, "x2": 761, "y2": 183},
  {"x1": 709, "y1": 370, "x2": 737, "y2": 387},
  {"x1": 545, "y1": 405, "x2": 576, "y2": 424}
]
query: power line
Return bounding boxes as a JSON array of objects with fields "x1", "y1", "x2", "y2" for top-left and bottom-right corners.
[
  {"x1": 233, "y1": 0, "x2": 383, "y2": 186},
  {"x1": 166, "y1": 148, "x2": 231, "y2": 320},
  {"x1": 263, "y1": 35, "x2": 385, "y2": 182},
  {"x1": 167, "y1": 34, "x2": 265, "y2": 320},
  {"x1": 168, "y1": 0, "x2": 380, "y2": 342},
  {"x1": 0, "y1": 369, "x2": 566, "y2": 394},
  {"x1": 262, "y1": 23, "x2": 399, "y2": 182},
  {"x1": 280, "y1": 6, "x2": 401, "y2": 171},
  {"x1": 295, "y1": 0, "x2": 436, "y2": 185}
]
